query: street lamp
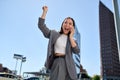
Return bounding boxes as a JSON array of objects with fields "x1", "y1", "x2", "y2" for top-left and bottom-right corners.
[
  {"x1": 13, "y1": 54, "x2": 26, "y2": 76},
  {"x1": 13, "y1": 54, "x2": 23, "y2": 75},
  {"x1": 19, "y1": 57, "x2": 26, "y2": 76}
]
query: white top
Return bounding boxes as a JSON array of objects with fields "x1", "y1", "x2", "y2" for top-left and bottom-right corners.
[{"x1": 54, "y1": 34, "x2": 68, "y2": 54}]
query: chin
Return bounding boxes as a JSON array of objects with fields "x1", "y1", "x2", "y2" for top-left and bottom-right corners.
[{"x1": 64, "y1": 32, "x2": 69, "y2": 35}]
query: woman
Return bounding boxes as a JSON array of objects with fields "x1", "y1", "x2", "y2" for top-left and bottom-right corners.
[{"x1": 38, "y1": 6, "x2": 80, "y2": 80}]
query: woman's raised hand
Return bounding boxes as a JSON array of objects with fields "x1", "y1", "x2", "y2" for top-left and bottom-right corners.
[
  {"x1": 41, "y1": 6, "x2": 48, "y2": 19},
  {"x1": 42, "y1": 6, "x2": 48, "y2": 13}
]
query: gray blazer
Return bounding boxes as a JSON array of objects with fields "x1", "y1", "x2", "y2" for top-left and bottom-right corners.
[{"x1": 38, "y1": 18, "x2": 80, "y2": 79}]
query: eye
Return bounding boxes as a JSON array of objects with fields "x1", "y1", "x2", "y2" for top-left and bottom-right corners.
[
  {"x1": 69, "y1": 23, "x2": 72, "y2": 25},
  {"x1": 69, "y1": 22, "x2": 73, "y2": 26},
  {"x1": 64, "y1": 21, "x2": 67, "y2": 24}
]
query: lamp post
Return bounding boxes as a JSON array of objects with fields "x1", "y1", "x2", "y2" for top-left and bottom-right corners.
[
  {"x1": 13, "y1": 54, "x2": 26, "y2": 76},
  {"x1": 14, "y1": 54, "x2": 23, "y2": 75},
  {"x1": 19, "y1": 57, "x2": 26, "y2": 76}
]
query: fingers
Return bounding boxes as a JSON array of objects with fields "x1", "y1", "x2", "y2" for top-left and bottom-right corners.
[
  {"x1": 42, "y1": 6, "x2": 48, "y2": 11},
  {"x1": 70, "y1": 26, "x2": 75, "y2": 33}
]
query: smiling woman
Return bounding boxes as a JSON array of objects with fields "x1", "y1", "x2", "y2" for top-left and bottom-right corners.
[
  {"x1": 1, "y1": 0, "x2": 111, "y2": 77},
  {"x1": 38, "y1": 6, "x2": 80, "y2": 80}
]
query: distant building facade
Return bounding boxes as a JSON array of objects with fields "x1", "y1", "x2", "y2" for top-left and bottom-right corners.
[
  {"x1": 0, "y1": 63, "x2": 12, "y2": 73},
  {"x1": 99, "y1": 1, "x2": 120, "y2": 80},
  {"x1": 73, "y1": 25, "x2": 81, "y2": 79}
]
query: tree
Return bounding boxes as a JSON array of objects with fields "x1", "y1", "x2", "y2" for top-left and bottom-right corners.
[
  {"x1": 92, "y1": 75, "x2": 100, "y2": 80},
  {"x1": 81, "y1": 73, "x2": 91, "y2": 79}
]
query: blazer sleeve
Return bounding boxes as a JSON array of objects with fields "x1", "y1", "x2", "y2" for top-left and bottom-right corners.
[
  {"x1": 72, "y1": 42, "x2": 80, "y2": 54},
  {"x1": 38, "y1": 18, "x2": 51, "y2": 38}
]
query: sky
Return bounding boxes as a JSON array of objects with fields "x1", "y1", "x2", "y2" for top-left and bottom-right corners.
[{"x1": 0, "y1": 0, "x2": 115, "y2": 77}]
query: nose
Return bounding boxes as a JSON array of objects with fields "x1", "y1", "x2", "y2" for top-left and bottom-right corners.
[{"x1": 66, "y1": 23, "x2": 70, "y2": 27}]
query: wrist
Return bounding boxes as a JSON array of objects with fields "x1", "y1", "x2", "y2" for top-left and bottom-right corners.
[
  {"x1": 69, "y1": 34, "x2": 73, "y2": 38},
  {"x1": 69, "y1": 36, "x2": 76, "y2": 47},
  {"x1": 43, "y1": 11, "x2": 47, "y2": 14},
  {"x1": 69, "y1": 36, "x2": 74, "y2": 40},
  {"x1": 41, "y1": 11, "x2": 47, "y2": 19}
]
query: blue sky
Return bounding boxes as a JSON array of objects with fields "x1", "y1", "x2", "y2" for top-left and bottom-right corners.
[{"x1": 0, "y1": 0, "x2": 114, "y2": 76}]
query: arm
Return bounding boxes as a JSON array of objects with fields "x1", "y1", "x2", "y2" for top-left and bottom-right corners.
[
  {"x1": 69, "y1": 37, "x2": 77, "y2": 47},
  {"x1": 69, "y1": 25, "x2": 76, "y2": 47},
  {"x1": 41, "y1": 6, "x2": 48, "y2": 19},
  {"x1": 69, "y1": 26, "x2": 80, "y2": 54},
  {"x1": 38, "y1": 6, "x2": 51, "y2": 38},
  {"x1": 71, "y1": 41, "x2": 80, "y2": 54}
]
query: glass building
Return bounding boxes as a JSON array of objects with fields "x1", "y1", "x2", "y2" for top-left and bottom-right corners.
[
  {"x1": 113, "y1": 0, "x2": 120, "y2": 61},
  {"x1": 73, "y1": 25, "x2": 81, "y2": 79}
]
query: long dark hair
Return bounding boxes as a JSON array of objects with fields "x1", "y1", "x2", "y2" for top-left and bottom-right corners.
[{"x1": 59, "y1": 17, "x2": 75, "y2": 35}]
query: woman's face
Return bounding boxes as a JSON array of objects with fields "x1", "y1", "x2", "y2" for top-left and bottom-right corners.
[{"x1": 62, "y1": 18, "x2": 74, "y2": 35}]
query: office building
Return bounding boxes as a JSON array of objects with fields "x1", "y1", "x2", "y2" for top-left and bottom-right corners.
[{"x1": 99, "y1": 1, "x2": 120, "y2": 80}]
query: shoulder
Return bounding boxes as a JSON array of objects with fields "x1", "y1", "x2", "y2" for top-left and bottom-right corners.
[
  {"x1": 51, "y1": 30, "x2": 60, "y2": 36},
  {"x1": 50, "y1": 30, "x2": 60, "y2": 42}
]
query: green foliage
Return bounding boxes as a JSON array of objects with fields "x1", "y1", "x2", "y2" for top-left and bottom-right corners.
[
  {"x1": 81, "y1": 73, "x2": 91, "y2": 79},
  {"x1": 92, "y1": 75, "x2": 100, "y2": 80}
]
